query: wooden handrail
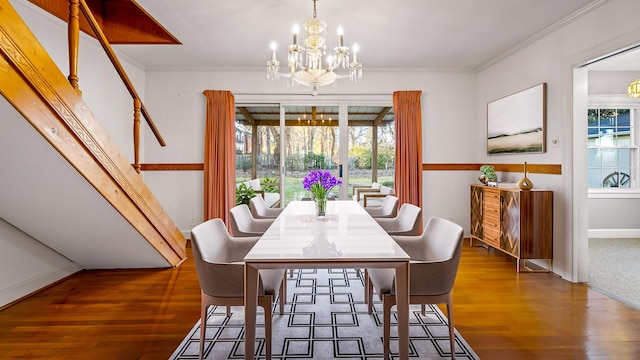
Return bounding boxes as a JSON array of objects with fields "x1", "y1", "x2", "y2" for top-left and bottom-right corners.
[{"x1": 77, "y1": 0, "x2": 166, "y2": 147}]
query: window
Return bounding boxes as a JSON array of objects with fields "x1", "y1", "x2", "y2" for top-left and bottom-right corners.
[{"x1": 587, "y1": 108, "x2": 638, "y2": 189}]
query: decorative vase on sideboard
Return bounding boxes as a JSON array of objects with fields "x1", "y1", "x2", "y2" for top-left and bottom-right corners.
[{"x1": 517, "y1": 161, "x2": 533, "y2": 190}]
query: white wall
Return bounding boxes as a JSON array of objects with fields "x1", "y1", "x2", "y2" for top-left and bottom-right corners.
[
  {"x1": 0, "y1": 219, "x2": 81, "y2": 306},
  {"x1": 142, "y1": 70, "x2": 478, "y2": 238},
  {"x1": 476, "y1": 0, "x2": 640, "y2": 280},
  {"x1": 589, "y1": 71, "x2": 640, "y2": 94}
]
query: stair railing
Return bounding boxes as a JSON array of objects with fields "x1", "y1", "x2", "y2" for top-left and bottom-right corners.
[{"x1": 66, "y1": 0, "x2": 167, "y2": 173}]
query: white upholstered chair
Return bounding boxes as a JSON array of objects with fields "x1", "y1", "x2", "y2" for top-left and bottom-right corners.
[
  {"x1": 374, "y1": 203, "x2": 422, "y2": 236},
  {"x1": 250, "y1": 196, "x2": 283, "y2": 219},
  {"x1": 352, "y1": 182, "x2": 381, "y2": 202},
  {"x1": 353, "y1": 183, "x2": 395, "y2": 207},
  {"x1": 364, "y1": 195, "x2": 399, "y2": 218},
  {"x1": 367, "y1": 217, "x2": 465, "y2": 359},
  {"x1": 229, "y1": 204, "x2": 274, "y2": 237},
  {"x1": 190, "y1": 218, "x2": 285, "y2": 360}
]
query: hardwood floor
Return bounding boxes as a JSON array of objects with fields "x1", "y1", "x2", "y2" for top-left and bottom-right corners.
[{"x1": 1, "y1": 241, "x2": 639, "y2": 359}]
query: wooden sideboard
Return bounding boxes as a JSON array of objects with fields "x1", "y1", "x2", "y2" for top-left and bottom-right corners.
[{"x1": 470, "y1": 184, "x2": 553, "y2": 272}]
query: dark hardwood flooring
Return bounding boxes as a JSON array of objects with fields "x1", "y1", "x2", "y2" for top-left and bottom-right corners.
[{"x1": 1, "y1": 241, "x2": 639, "y2": 359}]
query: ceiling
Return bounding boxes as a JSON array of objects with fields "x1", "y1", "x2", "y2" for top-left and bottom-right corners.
[{"x1": 112, "y1": 0, "x2": 603, "y2": 71}]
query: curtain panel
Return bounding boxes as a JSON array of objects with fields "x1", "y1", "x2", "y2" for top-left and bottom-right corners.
[
  {"x1": 203, "y1": 90, "x2": 236, "y2": 225},
  {"x1": 393, "y1": 90, "x2": 423, "y2": 210}
]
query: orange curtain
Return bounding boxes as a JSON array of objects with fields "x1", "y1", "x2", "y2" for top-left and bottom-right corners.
[
  {"x1": 393, "y1": 90, "x2": 423, "y2": 209},
  {"x1": 203, "y1": 90, "x2": 236, "y2": 225}
]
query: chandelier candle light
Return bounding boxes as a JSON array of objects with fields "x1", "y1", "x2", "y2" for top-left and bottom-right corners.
[
  {"x1": 629, "y1": 78, "x2": 640, "y2": 98},
  {"x1": 267, "y1": 0, "x2": 362, "y2": 96}
]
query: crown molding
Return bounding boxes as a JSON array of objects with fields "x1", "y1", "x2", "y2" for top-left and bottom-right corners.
[{"x1": 478, "y1": 0, "x2": 612, "y2": 72}]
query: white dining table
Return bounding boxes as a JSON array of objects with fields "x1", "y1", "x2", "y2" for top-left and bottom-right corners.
[{"x1": 243, "y1": 200, "x2": 411, "y2": 359}]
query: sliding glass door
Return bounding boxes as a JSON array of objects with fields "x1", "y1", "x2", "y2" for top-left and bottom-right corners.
[
  {"x1": 347, "y1": 106, "x2": 396, "y2": 197},
  {"x1": 282, "y1": 105, "x2": 340, "y2": 204},
  {"x1": 235, "y1": 102, "x2": 395, "y2": 207},
  {"x1": 234, "y1": 105, "x2": 281, "y2": 206}
]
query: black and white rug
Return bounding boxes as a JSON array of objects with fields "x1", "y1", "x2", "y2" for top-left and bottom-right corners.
[{"x1": 170, "y1": 268, "x2": 479, "y2": 359}]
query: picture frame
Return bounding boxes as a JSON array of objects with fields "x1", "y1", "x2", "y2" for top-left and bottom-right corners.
[{"x1": 487, "y1": 83, "x2": 546, "y2": 155}]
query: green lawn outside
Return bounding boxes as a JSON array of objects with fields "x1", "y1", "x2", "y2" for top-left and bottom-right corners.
[{"x1": 237, "y1": 170, "x2": 394, "y2": 205}]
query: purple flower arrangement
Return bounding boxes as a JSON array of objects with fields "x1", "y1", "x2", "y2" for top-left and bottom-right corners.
[{"x1": 302, "y1": 169, "x2": 342, "y2": 200}]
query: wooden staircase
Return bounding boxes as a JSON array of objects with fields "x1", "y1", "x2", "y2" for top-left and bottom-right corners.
[{"x1": 0, "y1": 0, "x2": 186, "y2": 267}]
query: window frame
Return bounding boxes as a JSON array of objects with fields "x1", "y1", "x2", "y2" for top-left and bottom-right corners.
[{"x1": 588, "y1": 95, "x2": 640, "y2": 198}]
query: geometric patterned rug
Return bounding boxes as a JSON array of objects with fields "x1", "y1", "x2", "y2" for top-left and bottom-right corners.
[{"x1": 169, "y1": 268, "x2": 480, "y2": 359}]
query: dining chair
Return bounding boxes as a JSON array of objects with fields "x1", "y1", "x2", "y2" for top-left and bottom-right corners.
[
  {"x1": 374, "y1": 203, "x2": 422, "y2": 236},
  {"x1": 250, "y1": 196, "x2": 283, "y2": 219},
  {"x1": 229, "y1": 204, "x2": 274, "y2": 237},
  {"x1": 352, "y1": 182, "x2": 381, "y2": 201},
  {"x1": 364, "y1": 195, "x2": 399, "y2": 218},
  {"x1": 191, "y1": 218, "x2": 285, "y2": 360},
  {"x1": 366, "y1": 217, "x2": 464, "y2": 359},
  {"x1": 230, "y1": 203, "x2": 292, "y2": 278}
]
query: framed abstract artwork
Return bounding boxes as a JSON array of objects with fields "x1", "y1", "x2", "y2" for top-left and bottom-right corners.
[{"x1": 487, "y1": 83, "x2": 546, "y2": 155}]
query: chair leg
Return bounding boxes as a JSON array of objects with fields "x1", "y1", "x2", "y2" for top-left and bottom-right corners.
[
  {"x1": 199, "y1": 297, "x2": 207, "y2": 360},
  {"x1": 355, "y1": 268, "x2": 361, "y2": 277},
  {"x1": 226, "y1": 306, "x2": 231, "y2": 317},
  {"x1": 446, "y1": 299, "x2": 456, "y2": 359},
  {"x1": 421, "y1": 303, "x2": 426, "y2": 316},
  {"x1": 289, "y1": 268, "x2": 294, "y2": 278}
]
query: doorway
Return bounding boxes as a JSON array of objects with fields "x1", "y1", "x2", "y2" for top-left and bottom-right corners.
[{"x1": 574, "y1": 47, "x2": 640, "y2": 307}]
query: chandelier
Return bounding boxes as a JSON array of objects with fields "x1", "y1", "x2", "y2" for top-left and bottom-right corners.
[
  {"x1": 267, "y1": 0, "x2": 362, "y2": 96},
  {"x1": 629, "y1": 79, "x2": 640, "y2": 98}
]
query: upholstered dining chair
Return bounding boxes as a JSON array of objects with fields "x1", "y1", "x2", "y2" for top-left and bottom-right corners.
[
  {"x1": 366, "y1": 217, "x2": 464, "y2": 360},
  {"x1": 364, "y1": 195, "x2": 399, "y2": 218},
  {"x1": 352, "y1": 182, "x2": 381, "y2": 201},
  {"x1": 229, "y1": 204, "x2": 274, "y2": 237},
  {"x1": 190, "y1": 218, "x2": 285, "y2": 360},
  {"x1": 250, "y1": 196, "x2": 283, "y2": 219},
  {"x1": 374, "y1": 203, "x2": 422, "y2": 236}
]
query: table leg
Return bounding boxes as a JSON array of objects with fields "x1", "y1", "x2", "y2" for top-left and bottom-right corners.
[
  {"x1": 395, "y1": 262, "x2": 410, "y2": 360},
  {"x1": 244, "y1": 264, "x2": 259, "y2": 360}
]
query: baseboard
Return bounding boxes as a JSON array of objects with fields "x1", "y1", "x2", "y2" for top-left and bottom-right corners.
[
  {"x1": 588, "y1": 229, "x2": 640, "y2": 238},
  {"x1": 0, "y1": 261, "x2": 83, "y2": 308}
]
